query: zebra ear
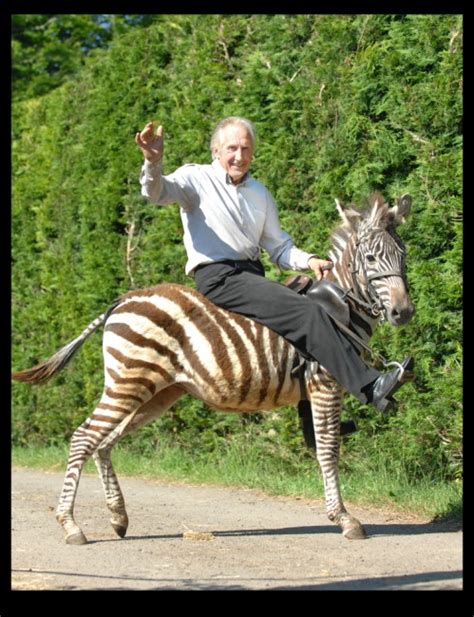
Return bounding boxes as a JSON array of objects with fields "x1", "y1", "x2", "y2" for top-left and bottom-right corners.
[
  {"x1": 390, "y1": 194, "x2": 412, "y2": 225},
  {"x1": 335, "y1": 199, "x2": 361, "y2": 230},
  {"x1": 367, "y1": 193, "x2": 389, "y2": 228}
]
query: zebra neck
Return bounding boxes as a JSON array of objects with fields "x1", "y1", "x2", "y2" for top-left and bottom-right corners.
[
  {"x1": 348, "y1": 305, "x2": 376, "y2": 341},
  {"x1": 328, "y1": 234, "x2": 357, "y2": 293},
  {"x1": 329, "y1": 239, "x2": 377, "y2": 342}
]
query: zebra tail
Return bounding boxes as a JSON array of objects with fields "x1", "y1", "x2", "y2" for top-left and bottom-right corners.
[{"x1": 12, "y1": 301, "x2": 120, "y2": 385}]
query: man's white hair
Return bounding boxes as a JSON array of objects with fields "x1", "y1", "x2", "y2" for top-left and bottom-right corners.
[{"x1": 210, "y1": 116, "x2": 256, "y2": 159}]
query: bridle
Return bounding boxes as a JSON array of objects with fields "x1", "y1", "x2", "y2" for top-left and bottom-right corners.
[{"x1": 345, "y1": 229, "x2": 407, "y2": 319}]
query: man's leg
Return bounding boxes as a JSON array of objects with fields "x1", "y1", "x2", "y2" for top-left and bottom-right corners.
[{"x1": 195, "y1": 262, "x2": 378, "y2": 404}]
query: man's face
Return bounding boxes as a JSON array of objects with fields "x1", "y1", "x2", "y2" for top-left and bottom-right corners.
[{"x1": 214, "y1": 124, "x2": 253, "y2": 185}]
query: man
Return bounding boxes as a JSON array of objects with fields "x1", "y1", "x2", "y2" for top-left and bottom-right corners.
[{"x1": 135, "y1": 116, "x2": 411, "y2": 413}]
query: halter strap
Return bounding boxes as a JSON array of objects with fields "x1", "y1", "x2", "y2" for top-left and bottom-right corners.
[
  {"x1": 347, "y1": 267, "x2": 406, "y2": 317},
  {"x1": 366, "y1": 270, "x2": 405, "y2": 282}
]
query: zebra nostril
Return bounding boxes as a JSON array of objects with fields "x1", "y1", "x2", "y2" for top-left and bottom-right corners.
[{"x1": 391, "y1": 304, "x2": 414, "y2": 324}]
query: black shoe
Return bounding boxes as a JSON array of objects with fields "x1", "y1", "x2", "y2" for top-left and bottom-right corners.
[
  {"x1": 340, "y1": 420, "x2": 358, "y2": 435},
  {"x1": 368, "y1": 356, "x2": 415, "y2": 414}
]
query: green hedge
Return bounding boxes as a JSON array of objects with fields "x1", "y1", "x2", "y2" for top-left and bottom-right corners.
[{"x1": 12, "y1": 14, "x2": 462, "y2": 482}]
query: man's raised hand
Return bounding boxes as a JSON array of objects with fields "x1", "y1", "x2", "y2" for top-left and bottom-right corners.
[{"x1": 135, "y1": 122, "x2": 164, "y2": 164}]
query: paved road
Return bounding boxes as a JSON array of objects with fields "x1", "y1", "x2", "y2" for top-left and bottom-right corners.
[{"x1": 11, "y1": 468, "x2": 462, "y2": 590}]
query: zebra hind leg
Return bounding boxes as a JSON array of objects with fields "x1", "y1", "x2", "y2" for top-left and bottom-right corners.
[
  {"x1": 55, "y1": 416, "x2": 111, "y2": 545},
  {"x1": 93, "y1": 386, "x2": 184, "y2": 539},
  {"x1": 56, "y1": 388, "x2": 157, "y2": 544}
]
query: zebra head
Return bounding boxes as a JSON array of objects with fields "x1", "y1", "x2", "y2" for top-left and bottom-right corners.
[{"x1": 331, "y1": 193, "x2": 415, "y2": 326}]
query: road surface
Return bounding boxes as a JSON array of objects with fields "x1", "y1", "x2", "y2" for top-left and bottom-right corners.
[{"x1": 11, "y1": 468, "x2": 462, "y2": 590}]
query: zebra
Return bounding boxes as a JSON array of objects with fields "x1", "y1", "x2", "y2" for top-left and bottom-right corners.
[{"x1": 12, "y1": 192, "x2": 414, "y2": 544}]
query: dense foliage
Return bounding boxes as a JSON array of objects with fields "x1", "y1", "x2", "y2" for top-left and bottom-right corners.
[
  {"x1": 12, "y1": 14, "x2": 155, "y2": 101},
  {"x1": 12, "y1": 15, "x2": 462, "y2": 484}
]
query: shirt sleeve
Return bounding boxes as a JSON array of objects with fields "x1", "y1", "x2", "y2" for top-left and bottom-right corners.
[
  {"x1": 139, "y1": 160, "x2": 198, "y2": 211},
  {"x1": 259, "y1": 189, "x2": 315, "y2": 271}
]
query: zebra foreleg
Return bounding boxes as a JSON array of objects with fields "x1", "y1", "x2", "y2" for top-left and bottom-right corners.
[
  {"x1": 92, "y1": 386, "x2": 184, "y2": 539},
  {"x1": 308, "y1": 372, "x2": 367, "y2": 540}
]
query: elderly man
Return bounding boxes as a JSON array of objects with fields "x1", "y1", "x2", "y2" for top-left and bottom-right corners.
[{"x1": 135, "y1": 116, "x2": 411, "y2": 413}]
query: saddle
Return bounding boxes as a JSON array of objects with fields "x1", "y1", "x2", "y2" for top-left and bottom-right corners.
[
  {"x1": 284, "y1": 274, "x2": 350, "y2": 326},
  {"x1": 283, "y1": 274, "x2": 356, "y2": 448}
]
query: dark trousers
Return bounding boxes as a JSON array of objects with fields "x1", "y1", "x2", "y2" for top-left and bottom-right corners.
[{"x1": 194, "y1": 260, "x2": 379, "y2": 404}]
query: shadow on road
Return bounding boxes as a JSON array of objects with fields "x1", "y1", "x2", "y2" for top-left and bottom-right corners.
[
  {"x1": 12, "y1": 568, "x2": 462, "y2": 591},
  {"x1": 85, "y1": 519, "x2": 461, "y2": 545}
]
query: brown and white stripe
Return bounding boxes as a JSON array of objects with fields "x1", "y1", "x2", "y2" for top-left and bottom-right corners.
[{"x1": 102, "y1": 283, "x2": 301, "y2": 412}]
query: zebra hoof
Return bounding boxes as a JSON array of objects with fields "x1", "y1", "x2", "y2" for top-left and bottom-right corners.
[
  {"x1": 337, "y1": 514, "x2": 368, "y2": 540},
  {"x1": 342, "y1": 524, "x2": 368, "y2": 540},
  {"x1": 111, "y1": 522, "x2": 128, "y2": 538},
  {"x1": 111, "y1": 514, "x2": 128, "y2": 538},
  {"x1": 66, "y1": 531, "x2": 88, "y2": 545}
]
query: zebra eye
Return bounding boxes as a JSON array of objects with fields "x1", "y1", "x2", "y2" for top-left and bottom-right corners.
[{"x1": 366, "y1": 254, "x2": 376, "y2": 263}]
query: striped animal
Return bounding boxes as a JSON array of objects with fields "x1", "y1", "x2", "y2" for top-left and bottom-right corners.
[{"x1": 12, "y1": 193, "x2": 414, "y2": 544}]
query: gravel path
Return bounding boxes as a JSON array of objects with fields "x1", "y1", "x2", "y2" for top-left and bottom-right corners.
[{"x1": 11, "y1": 468, "x2": 462, "y2": 590}]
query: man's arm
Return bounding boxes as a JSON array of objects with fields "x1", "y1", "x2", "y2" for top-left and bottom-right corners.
[
  {"x1": 260, "y1": 190, "x2": 333, "y2": 280},
  {"x1": 136, "y1": 121, "x2": 196, "y2": 209}
]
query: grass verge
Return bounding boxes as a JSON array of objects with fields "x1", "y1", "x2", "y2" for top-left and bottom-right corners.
[{"x1": 12, "y1": 440, "x2": 462, "y2": 524}]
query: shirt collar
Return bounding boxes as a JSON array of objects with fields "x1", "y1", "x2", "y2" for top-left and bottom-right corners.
[{"x1": 211, "y1": 158, "x2": 250, "y2": 187}]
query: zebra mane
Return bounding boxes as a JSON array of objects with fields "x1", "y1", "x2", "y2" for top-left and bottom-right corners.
[{"x1": 329, "y1": 192, "x2": 404, "y2": 259}]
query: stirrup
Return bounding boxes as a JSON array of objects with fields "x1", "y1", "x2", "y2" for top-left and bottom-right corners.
[{"x1": 383, "y1": 357, "x2": 415, "y2": 382}]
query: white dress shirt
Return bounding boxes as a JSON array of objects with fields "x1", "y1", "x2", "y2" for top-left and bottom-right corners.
[{"x1": 140, "y1": 158, "x2": 315, "y2": 276}]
